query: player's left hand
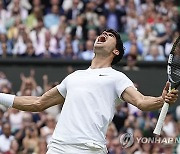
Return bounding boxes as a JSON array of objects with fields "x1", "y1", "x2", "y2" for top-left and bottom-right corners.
[{"x1": 162, "y1": 82, "x2": 179, "y2": 105}]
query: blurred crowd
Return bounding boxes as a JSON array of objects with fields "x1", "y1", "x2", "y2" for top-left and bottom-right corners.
[
  {"x1": 0, "y1": 68, "x2": 62, "y2": 154},
  {"x1": 0, "y1": 0, "x2": 179, "y2": 61}
]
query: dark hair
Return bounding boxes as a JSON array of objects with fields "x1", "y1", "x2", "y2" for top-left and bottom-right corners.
[
  {"x1": 127, "y1": 54, "x2": 137, "y2": 61},
  {"x1": 104, "y1": 29, "x2": 124, "y2": 65}
]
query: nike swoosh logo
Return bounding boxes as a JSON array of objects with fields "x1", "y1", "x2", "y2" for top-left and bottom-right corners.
[{"x1": 99, "y1": 74, "x2": 108, "y2": 76}]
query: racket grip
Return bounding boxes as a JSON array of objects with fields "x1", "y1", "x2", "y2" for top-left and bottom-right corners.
[{"x1": 153, "y1": 102, "x2": 169, "y2": 135}]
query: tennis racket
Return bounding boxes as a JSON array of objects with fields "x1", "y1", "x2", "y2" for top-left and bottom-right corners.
[{"x1": 153, "y1": 36, "x2": 180, "y2": 135}]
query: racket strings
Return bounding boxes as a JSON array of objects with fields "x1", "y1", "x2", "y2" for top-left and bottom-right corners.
[
  {"x1": 171, "y1": 54, "x2": 180, "y2": 81},
  {"x1": 172, "y1": 45, "x2": 180, "y2": 79},
  {"x1": 171, "y1": 62, "x2": 180, "y2": 69}
]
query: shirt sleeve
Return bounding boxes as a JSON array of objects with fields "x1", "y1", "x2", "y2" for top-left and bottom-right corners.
[
  {"x1": 115, "y1": 73, "x2": 135, "y2": 98},
  {"x1": 56, "y1": 77, "x2": 68, "y2": 98}
]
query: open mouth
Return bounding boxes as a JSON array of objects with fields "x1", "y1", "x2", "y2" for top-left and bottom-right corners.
[{"x1": 97, "y1": 35, "x2": 107, "y2": 44}]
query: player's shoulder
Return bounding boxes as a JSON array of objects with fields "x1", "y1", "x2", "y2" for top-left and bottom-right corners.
[
  {"x1": 110, "y1": 68, "x2": 131, "y2": 80},
  {"x1": 110, "y1": 69, "x2": 133, "y2": 84},
  {"x1": 67, "y1": 69, "x2": 87, "y2": 76},
  {"x1": 111, "y1": 68, "x2": 127, "y2": 76},
  {"x1": 72, "y1": 69, "x2": 87, "y2": 74}
]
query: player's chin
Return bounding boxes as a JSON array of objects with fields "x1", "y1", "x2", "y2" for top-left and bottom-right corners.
[{"x1": 94, "y1": 43, "x2": 104, "y2": 47}]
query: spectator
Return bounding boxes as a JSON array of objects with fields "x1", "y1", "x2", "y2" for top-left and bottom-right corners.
[
  {"x1": 25, "y1": 41, "x2": 36, "y2": 57},
  {"x1": 135, "y1": 15, "x2": 147, "y2": 42},
  {"x1": 9, "y1": 139, "x2": 19, "y2": 154},
  {"x1": 32, "y1": 0, "x2": 44, "y2": 10},
  {"x1": 43, "y1": 41, "x2": 52, "y2": 58},
  {"x1": 97, "y1": 15, "x2": 107, "y2": 34},
  {"x1": 40, "y1": 114, "x2": 56, "y2": 144},
  {"x1": 8, "y1": 108, "x2": 24, "y2": 133},
  {"x1": 71, "y1": 15, "x2": 87, "y2": 41},
  {"x1": 141, "y1": 25, "x2": 157, "y2": 56},
  {"x1": 7, "y1": 0, "x2": 29, "y2": 22},
  {"x1": 29, "y1": 18, "x2": 47, "y2": 56},
  {"x1": 153, "y1": 13, "x2": 166, "y2": 37},
  {"x1": 124, "y1": 31, "x2": 144, "y2": 56},
  {"x1": 141, "y1": 142, "x2": 153, "y2": 154},
  {"x1": 126, "y1": 2, "x2": 138, "y2": 32},
  {"x1": 5, "y1": 6, "x2": 21, "y2": 29},
  {"x1": 126, "y1": 128, "x2": 143, "y2": 153},
  {"x1": 45, "y1": 0, "x2": 64, "y2": 15},
  {"x1": 1, "y1": 84, "x2": 12, "y2": 95},
  {"x1": 0, "y1": 33, "x2": 13, "y2": 56},
  {"x1": 64, "y1": 0, "x2": 84, "y2": 24},
  {"x1": 104, "y1": 0, "x2": 126, "y2": 32},
  {"x1": 79, "y1": 40, "x2": 94, "y2": 60},
  {"x1": 0, "y1": 43, "x2": 8, "y2": 58},
  {"x1": 113, "y1": 103, "x2": 129, "y2": 132},
  {"x1": 0, "y1": 72, "x2": 12, "y2": 93},
  {"x1": 43, "y1": 75, "x2": 53, "y2": 93},
  {"x1": 165, "y1": 31, "x2": 179, "y2": 57},
  {"x1": 141, "y1": 0, "x2": 155, "y2": 18},
  {"x1": 45, "y1": 31, "x2": 59, "y2": 57},
  {"x1": 44, "y1": 5, "x2": 60, "y2": 29},
  {"x1": 0, "y1": 0, "x2": 9, "y2": 33},
  {"x1": 123, "y1": 54, "x2": 139, "y2": 71},
  {"x1": 106, "y1": 123, "x2": 118, "y2": 153},
  {"x1": 144, "y1": 44, "x2": 165, "y2": 61},
  {"x1": 87, "y1": 29, "x2": 98, "y2": 43},
  {"x1": 7, "y1": 0, "x2": 31, "y2": 11},
  {"x1": 22, "y1": 124, "x2": 39, "y2": 154},
  {"x1": 77, "y1": 41, "x2": 85, "y2": 58},
  {"x1": 129, "y1": 43, "x2": 142, "y2": 60},
  {"x1": 162, "y1": 113, "x2": 176, "y2": 137},
  {"x1": 12, "y1": 24, "x2": 29, "y2": 56},
  {"x1": 59, "y1": 33, "x2": 79, "y2": 55},
  {"x1": 38, "y1": 137, "x2": 47, "y2": 154},
  {"x1": 17, "y1": 69, "x2": 43, "y2": 96},
  {"x1": 7, "y1": 16, "x2": 21, "y2": 41},
  {"x1": 55, "y1": 15, "x2": 67, "y2": 41},
  {"x1": 83, "y1": 1, "x2": 99, "y2": 28},
  {"x1": 109, "y1": 137, "x2": 122, "y2": 154},
  {"x1": 0, "y1": 122, "x2": 14, "y2": 153},
  {"x1": 63, "y1": 43, "x2": 77, "y2": 60},
  {"x1": 26, "y1": 6, "x2": 43, "y2": 30},
  {"x1": 14, "y1": 112, "x2": 34, "y2": 151},
  {"x1": 94, "y1": 0, "x2": 105, "y2": 15}
]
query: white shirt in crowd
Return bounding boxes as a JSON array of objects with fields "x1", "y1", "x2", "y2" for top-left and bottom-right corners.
[
  {"x1": 48, "y1": 67, "x2": 135, "y2": 150},
  {"x1": 29, "y1": 28, "x2": 47, "y2": 56},
  {"x1": 0, "y1": 134, "x2": 14, "y2": 152},
  {"x1": 9, "y1": 111, "x2": 24, "y2": 131}
]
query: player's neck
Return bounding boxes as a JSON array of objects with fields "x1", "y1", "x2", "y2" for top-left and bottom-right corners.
[{"x1": 90, "y1": 56, "x2": 112, "y2": 69}]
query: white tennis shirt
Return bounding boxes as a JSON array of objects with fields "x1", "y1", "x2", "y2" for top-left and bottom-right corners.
[{"x1": 51, "y1": 67, "x2": 134, "y2": 146}]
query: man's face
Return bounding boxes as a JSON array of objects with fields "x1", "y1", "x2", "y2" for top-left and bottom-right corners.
[
  {"x1": 3, "y1": 123, "x2": 11, "y2": 137},
  {"x1": 94, "y1": 31, "x2": 117, "y2": 56}
]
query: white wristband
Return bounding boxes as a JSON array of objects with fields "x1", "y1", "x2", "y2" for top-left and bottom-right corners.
[{"x1": 0, "y1": 93, "x2": 15, "y2": 108}]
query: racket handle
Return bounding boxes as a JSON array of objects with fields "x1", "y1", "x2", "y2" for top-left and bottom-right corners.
[{"x1": 153, "y1": 102, "x2": 169, "y2": 135}]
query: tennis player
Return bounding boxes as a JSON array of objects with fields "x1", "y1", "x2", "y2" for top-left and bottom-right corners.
[{"x1": 0, "y1": 29, "x2": 178, "y2": 154}]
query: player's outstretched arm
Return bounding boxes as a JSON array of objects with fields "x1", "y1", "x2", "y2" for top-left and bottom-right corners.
[
  {"x1": 122, "y1": 83, "x2": 178, "y2": 111},
  {"x1": 0, "y1": 87, "x2": 64, "y2": 112}
]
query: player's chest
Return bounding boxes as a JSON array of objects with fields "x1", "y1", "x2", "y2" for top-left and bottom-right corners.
[{"x1": 67, "y1": 73, "x2": 115, "y2": 89}]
